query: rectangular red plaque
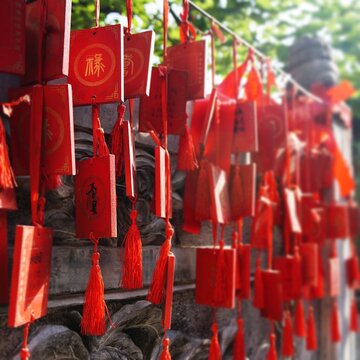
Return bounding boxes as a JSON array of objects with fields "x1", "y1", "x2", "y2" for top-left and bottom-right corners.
[
  {"x1": 284, "y1": 188, "x2": 302, "y2": 234},
  {"x1": 230, "y1": 163, "x2": 256, "y2": 219},
  {"x1": 167, "y1": 39, "x2": 207, "y2": 100},
  {"x1": 0, "y1": 188, "x2": 17, "y2": 211},
  {"x1": 23, "y1": 0, "x2": 71, "y2": 84},
  {"x1": 346, "y1": 256, "x2": 359, "y2": 289},
  {"x1": 236, "y1": 244, "x2": 251, "y2": 300},
  {"x1": 155, "y1": 146, "x2": 166, "y2": 219},
  {"x1": 139, "y1": 67, "x2": 187, "y2": 135},
  {"x1": 326, "y1": 204, "x2": 349, "y2": 239},
  {"x1": 8, "y1": 225, "x2": 53, "y2": 327},
  {"x1": 348, "y1": 203, "x2": 359, "y2": 238},
  {"x1": 124, "y1": 30, "x2": 154, "y2": 98},
  {"x1": 300, "y1": 243, "x2": 318, "y2": 286},
  {"x1": 207, "y1": 162, "x2": 231, "y2": 224},
  {"x1": 123, "y1": 121, "x2": 137, "y2": 199},
  {"x1": 163, "y1": 253, "x2": 175, "y2": 330},
  {"x1": 69, "y1": 24, "x2": 124, "y2": 105},
  {"x1": 328, "y1": 257, "x2": 340, "y2": 297},
  {"x1": 0, "y1": 0, "x2": 25, "y2": 75},
  {"x1": 74, "y1": 155, "x2": 117, "y2": 239},
  {"x1": 0, "y1": 212, "x2": 8, "y2": 304},
  {"x1": 9, "y1": 84, "x2": 76, "y2": 176},
  {"x1": 232, "y1": 101, "x2": 258, "y2": 153},
  {"x1": 195, "y1": 247, "x2": 236, "y2": 308},
  {"x1": 260, "y1": 270, "x2": 283, "y2": 321}
]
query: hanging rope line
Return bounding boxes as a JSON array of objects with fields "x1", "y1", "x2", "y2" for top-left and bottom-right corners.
[{"x1": 187, "y1": 0, "x2": 324, "y2": 104}]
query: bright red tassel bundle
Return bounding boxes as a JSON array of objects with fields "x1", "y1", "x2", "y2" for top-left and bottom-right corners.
[
  {"x1": 177, "y1": 124, "x2": 198, "y2": 171},
  {"x1": 350, "y1": 298, "x2": 358, "y2": 332},
  {"x1": 111, "y1": 104, "x2": 126, "y2": 177},
  {"x1": 267, "y1": 332, "x2": 277, "y2": 360},
  {"x1": 294, "y1": 299, "x2": 306, "y2": 337},
  {"x1": 81, "y1": 249, "x2": 106, "y2": 335},
  {"x1": 147, "y1": 222, "x2": 173, "y2": 304},
  {"x1": 233, "y1": 318, "x2": 245, "y2": 360},
  {"x1": 209, "y1": 322, "x2": 222, "y2": 360},
  {"x1": 253, "y1": 258, "x2": 264, "y2": 309},
  {"x1": 306, "y1": 306, "x2": 317, "y2": 351},
  {"x1": 331, "y1": 302, "x2": 341, "y2": 343},
  {"x1": 0, "y1": 118, "x2": 16, "y2": 190},
  {"x1": 121, "y1": 209, "x2": 143, "y2": 289},
  {"x1": 281, "y1": 310, "x2": 294, "y2": 357},
  {"x1": 159, "y1": 337, "x2": 172, "y2": 360}
]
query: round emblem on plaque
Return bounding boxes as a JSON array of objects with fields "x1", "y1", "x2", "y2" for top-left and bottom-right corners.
[{"x1": 124, "y1": 47, "x2": 144, "y2": 83}]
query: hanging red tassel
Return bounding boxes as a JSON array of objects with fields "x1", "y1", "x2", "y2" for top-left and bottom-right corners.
[
  {"x1": 306, "y1": 306, "x2": 317, "y2": 351},
  {"x1": 281, "y1": 310, "x2": 294, "y2": 357},
  {"x1": 331, "y1": 302, "x2": 341, "y2": 343},
  {"x1": 233, "y1": 318, "x2": 245, "y2": 360},
  {"x1": 209, "y1": 322, "x2": 222, "y2": 360},
  {"x1": 350, "y1": 297, "x2": 358, "y2": 332},
  {"x1": 253, "y1": 258, "x2": 264, "y2": 309},
  {"x1": 81, "y1": 237, "x2": 106, "y2": 335},
  {"x1": 267, "y1": 331, "x2": 277, "y2": 360},
  {"x1": 0, "y1": 117, "x2": 16, "y2": 190},
  {"x1": 147, "y1": 222, "x2": 173, "y2": 304},
  {"x1": 159, "y1": 336, "x2": 172, "y2": 360},
  {"x1": 177, "y1": 124, "x2": 198, "y2": 171},
  {"x1": 121, "y1": 208, "x2": 143, "y2": 289},
  {"x1": 111, "y1": 104, "x2": 126, "y2": 177},
  {"x1": 294, "y1": 299, "x2": 306, "y2": 337}
]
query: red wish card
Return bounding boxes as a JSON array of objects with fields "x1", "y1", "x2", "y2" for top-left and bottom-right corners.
[
  {"x1": 346, "y1": 257, "x2": 359, "y2": 289},
  {"x1": 23, "y1": 0, "x2": 71, "y2": 83},
  {"x1": 8, "y1": 225, "x2": 53, "y2": 327},
  {"x1": 236, "y1": 244, "x2": 251, "y2": 300},
  {"x1": 155, "y1": 146, "x2": 167, "y2": 219},
  {"x1": 300, "y1": 243, "x2": 318, "y2": 287},
  {"x1": 123, "y1": 121, "x2": 137, "y2": 199},
  {"x1": 167, "y1": 39, "x2": 207, "y2": 100},
  {"x1": 328, "y1": 257, "x2": 340, "y2": 297},
  {"x1": 9, "y1": 84, "x2": 75, "y2": 176},
  {"x1": 348, "y1": 203, "x2": 359, "y2": 238},
  {"x1": 232, "y1": 101, "x2": 258, "y2": 154},
  {"x1": 0, "y1": 212, "x2": 8, "y2": 304},
  {"x1": 326, "y1": 204, "x2": 349, "y2": 239},
  {"x1": 124, "y1": 30, "x2": 154, "y2": 98},
  {"x1": 230, "y1": 163, "x2": 256, "y2": 220},
  {"x1": 284, "y1": 188, "x2": 302, "y2": 234},
  {"x1": 251, "y1": 196, "x2": 272, "y2": 250},
  {"x1": 0, "y1": 0, "x2": 25, "y2": 75},
  {"x1": 261, "y1": 270, "x2": 283, "y2": 321},
  {"x1": 163, "y1": 253, "x2": 175, "y2": 331},
  {"x1": 139, "y1": 67, "x2": 187, "y2": 135},
  {"x1": 69, "y1": 24, "x2": 124, "y2": 105},
  {"x1": 75, "y1": 155, "x2": 117, "y2": 239},
  {"x1": 195, "y1": 247, "x2": 236, "y2": 308},
  {"x1": 207, "y1": 162, "x2": 231, "y2": 224},
  {"x1": 0, "y1": 188, "x2": 17, "y2": 211}
]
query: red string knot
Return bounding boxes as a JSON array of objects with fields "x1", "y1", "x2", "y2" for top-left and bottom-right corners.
[
  {"x1": 211, "y1": 322, "x2": 218, "y2": 335},
  {"x1": 162, "y1": 337, "x2": 170, "y2": 348},
  {"x1": 130, "y1": 209, "x2": 138, "y2": 223},
  {"x1": 165, "y1": 222, "x2": 174, "y2": 240},
  {"x1": 91, "y1": 251, "x2": 100, "y2": 265},
  {"x1": 118, "y1": 104, "x2": 126, "y2": 118}
]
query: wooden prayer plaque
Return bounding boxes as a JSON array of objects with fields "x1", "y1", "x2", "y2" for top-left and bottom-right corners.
[
  {"x1": 123, "y1": 121, "x2": 137, "y2": 199},
  {"x1": 326, "y1": 204, "x2": 349, "y2": 239},
  {"x1": 69, "y1": 24, "x2": 124, "y2": 105},
  {"x1": 300, "y1": 243, "x2": 318, "y2": 287},
  {"x1": 260, "y1": 270, "x2": 283, "y2": 321},
  {"x1": 8, "y1": 225, "x2": 53, "y2": 327},
  {"x1": 236, "y1": 244, "x2": 251, "y2": 300},
  {"x1": 75, "y1": 155, "x2": 117, "y2": 239}
]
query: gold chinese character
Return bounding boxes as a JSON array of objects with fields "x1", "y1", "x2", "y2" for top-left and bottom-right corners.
[
  {"x1": 124, "y1": 53, "x2": 134, "y2": 77},
  {"x1": 84, "y1": 53, "x2": 106, "y2": 77}
]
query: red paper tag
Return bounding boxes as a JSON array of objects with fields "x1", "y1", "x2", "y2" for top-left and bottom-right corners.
[
  {"x1": 346, "y1": 257, "x2": 359, "y2": 289},
  {"x1": 195, "y1": 247, "x2": 236, "y2": 308},
  {"x1": 251, "y1": 196, "x2": 272, "y2": 250},
  {"x1": 124, "y1": 30, "x2": 154, "y2": 98},
  {"x1": 207, "y1": 162, "x2": 231, "y2": 224},
  {"x1": 326, "y1": 204, "x2": 349, "y2": 239},
  {"x1": 300, "y1": 243, "x2": 319, "y2": 287},
  {"x1": 123, "y1": 121, "x2": 137, "y2": 199},
  {"x1": 139, "y1": 67, "x2": 187, "y2": 135},
  {"x1": 8, "y1": 225, "x2": 53, "y2": 327},
  {"x1": 230, "y1": 163, "x2": 256, "y2": 219},
  {"x1": 9, "y1": 84, "x2": 76, "y2": 176},
  {"x1": 236, "y1": 244, "x2": 251, "y2": 299},
  {"x1": 163, "y1": 253, "x2": 175, "y2": 330},
  {"x1": 260, "y1": 270, "x2": 283, "y2": 321},
  {"x1": 167, "y1": 39, "x2": 207, "y2": 100},
  {"x1": 23, "y1": 0, "x2": 71, "y2": 84},
  {"x1": 284, "y1": 188, "x2": 302, "y2": 234},
  {"x1": 0, "y1": 212, "x2": 8, "y2": 304},
  {"x1": 69, "y1": 24, "x2": 124, "y2": 105},
  {"x1": 75, "y1": 155, "x2": 117, "y2": 239},
  {"x1": 328, "y1": 257, "x2": 340, "y2": 297},
  {"x1": 155, "y1": 146, "x2": 166, "y2": 219},
  {"x1": 0, "y1": 0, "x2": 25, "y2": 75},
  {"x1": 0, "y1": 188, "x2": 17, "y2": 211},
  {"x1": 348, "y1": 203, "x2": 359, "y2": 238},
  {"x1": 232, "y1": 101, "x2": 258, "y2": 153}
]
